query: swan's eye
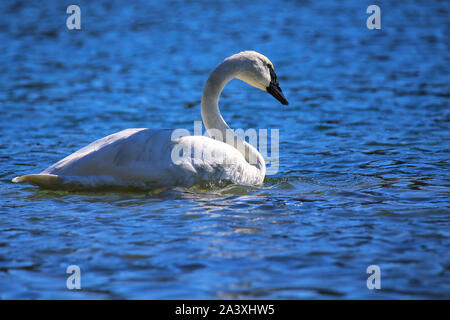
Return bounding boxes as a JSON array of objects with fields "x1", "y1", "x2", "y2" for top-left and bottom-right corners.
[{"x1": 268, "y1": 66, "x2": 278, "y2": 84}]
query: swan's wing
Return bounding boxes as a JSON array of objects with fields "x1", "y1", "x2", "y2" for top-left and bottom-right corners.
[
  {"x1": 42, "y1": 128, "x2": 179, "y2": 183},
  {"x1": 13, "y1": 128, "x2": 173, "y2": 188},
  {"x1": 41, "y1": 128, "x2": 149, "y2": 176},
  {"x1": 12, "y1": 128, "x2": 262, "y2": 188}
]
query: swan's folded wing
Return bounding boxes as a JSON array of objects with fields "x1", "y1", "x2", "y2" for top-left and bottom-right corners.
[
  {"x1": 41, "y1": 128, "x2": 176, "y2": 179},
  {"x1": 13, "y1": 129, "x2": 175, "y2": 188}
]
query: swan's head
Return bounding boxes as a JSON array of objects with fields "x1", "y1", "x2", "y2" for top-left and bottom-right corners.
[{"x1": 229, "y1": 51, "x2": 289, "y2": 105}]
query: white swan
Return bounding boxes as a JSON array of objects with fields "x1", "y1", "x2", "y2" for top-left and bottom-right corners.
[{"x1": 12, "y1": 51, "x2": 288, "y2": 190}]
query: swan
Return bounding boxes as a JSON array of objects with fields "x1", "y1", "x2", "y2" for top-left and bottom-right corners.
[{"x1": 12, "y1": 51, "x2": 288, "y2": 190}]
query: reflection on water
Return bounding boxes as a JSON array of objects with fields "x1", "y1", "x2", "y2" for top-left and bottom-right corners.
[{"x1": 0, "y1": 0, "x2": 449, "y2": 298}]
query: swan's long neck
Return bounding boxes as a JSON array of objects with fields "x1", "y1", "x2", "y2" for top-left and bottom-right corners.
[{"x1": 201, "y1": 59, "x2": 265, "y2": 177}]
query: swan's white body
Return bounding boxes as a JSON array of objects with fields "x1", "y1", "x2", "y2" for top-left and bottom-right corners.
[{"x1": 12, "y1": 51, "x2": 288, "y2": 189}]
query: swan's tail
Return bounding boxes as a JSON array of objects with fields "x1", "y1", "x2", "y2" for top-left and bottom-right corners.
[
  {"x1": 12, "y1": 174, "x2": 162, "y2": 190},
  {"x1": 12, "y1": 174, "x2": 62, "y2": 188}
]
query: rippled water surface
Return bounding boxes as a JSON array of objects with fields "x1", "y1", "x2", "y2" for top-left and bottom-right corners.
[{"x1": 0, "y1": 0, "x2": 449, "y2": 299}]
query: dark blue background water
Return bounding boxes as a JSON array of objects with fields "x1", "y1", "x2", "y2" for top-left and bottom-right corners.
[{"x1": 0, "y1": 0, "x2": 449, "y2": 299}]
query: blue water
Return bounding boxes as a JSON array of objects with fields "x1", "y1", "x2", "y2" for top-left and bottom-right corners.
[{"x1": 0, "y1": 0, "x2": 449, "y2": 299}]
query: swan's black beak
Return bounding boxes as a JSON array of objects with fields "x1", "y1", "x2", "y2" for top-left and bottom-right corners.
[
  {"x1": 267, "y1": 82, "x2": 289, "y2": 105},
  {"x1": 266, "y1": 67, "x2": 288, "y2": 105}
]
